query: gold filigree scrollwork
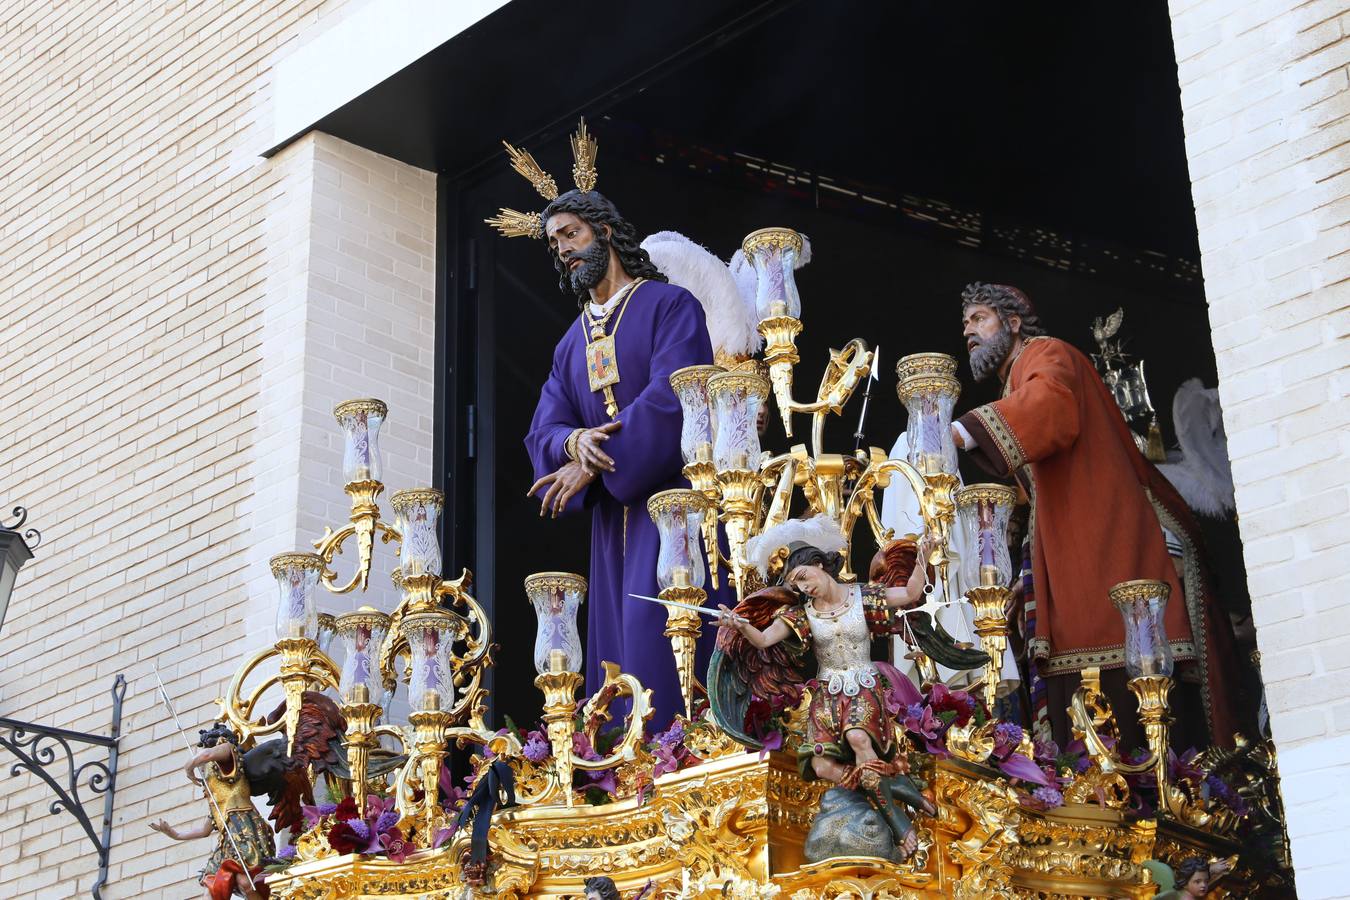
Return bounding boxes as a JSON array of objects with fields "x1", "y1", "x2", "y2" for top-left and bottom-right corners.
[
  {"x1": 214, "y1": 637, "x2": 340, "y2": 752},
  {"x1": 311, "y1": 481, "x2": 402, "y2": 595}
]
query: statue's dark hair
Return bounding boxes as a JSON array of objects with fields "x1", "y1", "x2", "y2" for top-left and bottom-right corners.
[
  {"x1": 779, "y1": 542, "x2": 845, "y2": 586},
  {"x1": 541, "y1": 189, "x2": 667, "y2": 307},
  {"x1": 960, "y1": 282, "x2": 1046, "y2": 338},
  {"x1": 1174, "y1": 857, "x2": 1209, "y2": 886},
  {"x1": 197, "y1": 722, "x2": 240, "y2": 748},
  {"x1": 583, "y1": 876, "x2": 621, "y2": 900}
]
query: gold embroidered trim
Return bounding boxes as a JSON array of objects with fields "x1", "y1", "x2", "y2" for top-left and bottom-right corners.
[
  {"x1": 971, "y1": 404, "x2": 1026, "y2": 474},
  {"x1": 1039, "y1": 639, "x2": 1197, "y2": 676},
  {"x1": 1148, "y1": 487, "x2": 1215, "y2": 739}
]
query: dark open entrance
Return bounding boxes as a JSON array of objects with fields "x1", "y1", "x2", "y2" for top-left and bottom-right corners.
[{"x1": 310, "y1": 0, "x2": 1251, "y2": 727}]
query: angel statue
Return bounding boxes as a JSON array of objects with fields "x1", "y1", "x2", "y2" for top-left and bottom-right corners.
[
  {"x1": 709, "y1": 516, "x2": 938, "y2": 858},
  {"x1": 152, "y1": 693, "x2": 407, "y2": 898},
  {"x1": 149, "y1": 722, "x2": 274, "y2": 900}
]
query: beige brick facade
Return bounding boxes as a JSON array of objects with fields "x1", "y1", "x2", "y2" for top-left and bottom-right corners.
[
  {"x1": 0, "y1": 3, "x2": 435, "y2": 898},
  {"x1": 1169, "y1": 1, "x2": 1350, "y2": 896}
]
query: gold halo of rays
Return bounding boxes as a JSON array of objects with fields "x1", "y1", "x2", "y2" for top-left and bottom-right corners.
[{"x1": 486, "y1": 118, "x2": 600, "y2": 239}]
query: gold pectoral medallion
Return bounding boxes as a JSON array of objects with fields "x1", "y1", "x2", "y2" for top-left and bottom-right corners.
[
  {"x1": 583, "y1": 279, "x2": 643, "y2": 420},
  {"x1": 586, "y1": 331, "x2": 621, "y2": 418}
]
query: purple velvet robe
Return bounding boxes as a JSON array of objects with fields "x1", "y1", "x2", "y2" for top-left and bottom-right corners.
[{"x1": 525, "y1": 281, "x2": 728, "y2": 730}]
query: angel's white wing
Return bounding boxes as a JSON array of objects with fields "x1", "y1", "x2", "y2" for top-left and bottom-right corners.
[{"x1": 642, "y1": 231, "x2": 760, "y2": 358}]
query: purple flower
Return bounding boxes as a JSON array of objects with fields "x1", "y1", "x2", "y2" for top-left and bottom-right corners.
[
  {"x1": 277, "y1": 845, "x2": 297, "y2": 860},
  {"x1": 757, "y1": 729, "x2": 783, "y2": 759},
  {"x1": 365, "y1": 795, "x2": 395, "y2": 820},
  {"x1": 432, "y1": 825, "x2": 456, "y2": 849},
  {"x1": 1204, "y1": 775, "x2": 1251, "y2": 816},
  {"x1": 903, "y1": 704, "x2": 946, "y2": 755},
  {"x1": 992, "y1": 722, "x2": 1024, "y2": 759},
  {"x1": 585, "y1": 768, "x2": 618, "y2": 796},
  {"x1": 380, "y1": 828, "x2": 413, "y2": 863},
  {"x1": 1169, "y1": 748, "x2": 1205, "y2": 785},
  {"x1": 905, "y1": 703, "x2": 925, "y2": 722},
  {"x1": 347, "y1": 819, "x2": 371, "y2": 841},
  {"x1": 572, "y1": 732, "x2": 602, "y2": 761},
  {"x1": 1032, "y1": 738, "x2": 1060, "y2": 764},
  {"x1": 1029, "y1": 786, "x2": 1063, "y2": 810},
  {"x1": 522, "y1": 732, "x2": 551, "y2": 763},
  {"x1": 373, "y1": 808, "x2": 400, "y2": 836},
  {"x1": 654, "y1": 720, "x2": 686, "y2": 749}
]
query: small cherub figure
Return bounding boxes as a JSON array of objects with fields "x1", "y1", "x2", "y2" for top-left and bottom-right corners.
[
  {"x1": 149, "y1": 723, "x2": 274, "y2": 900},
  {"x1": 1170, "y1": 856, "x2": 1232, "y2": 898},
  {"x1": 584, "y1": 876, "x2": 621, "y2": 900}
]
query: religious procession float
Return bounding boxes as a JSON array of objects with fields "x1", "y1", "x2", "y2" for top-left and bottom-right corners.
[{"x1": 159, "y1": 123, "x2": 1292, "y2": 900}]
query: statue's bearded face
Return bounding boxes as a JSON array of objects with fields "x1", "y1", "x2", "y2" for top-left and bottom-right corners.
[
  {"x1": 546, "y1": 211, "x2": 611, "y2": 294},
  {"x1": 962, "y1": 303, "x2": 1015, "y2": 382}
]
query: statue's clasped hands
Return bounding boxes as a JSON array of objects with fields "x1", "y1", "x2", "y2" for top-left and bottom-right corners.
[{"x1": 528, "y1": 421, "x2": 623, "y2": 518}]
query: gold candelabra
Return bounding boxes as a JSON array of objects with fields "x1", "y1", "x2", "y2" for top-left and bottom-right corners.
[
  {"x1": 670, "y1": 364, "x2": 724, "y2": 589},
  {"x1": 215, "y1": 399, "x2": 506, "y2": 844},
  {"x1": 312, "y1": 399, "x2": 403, "y2": 594},
  {"x1": 956, "y1": 483, "x2": 1019, "y2": 710},
  {"x1": 1068, "y1": 580, "x2": 1200, "y2": 822},
  {"x1": 744, "y1": 228, "x2": 874, "y2": 455},
  {"x1": 533, "y1": 652, "x2": 653, "y2": 807}
]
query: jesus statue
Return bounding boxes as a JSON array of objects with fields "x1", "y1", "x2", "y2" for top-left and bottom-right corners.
[{"x1": 520, "y1": 186, "x2": 722, "y2": 728}]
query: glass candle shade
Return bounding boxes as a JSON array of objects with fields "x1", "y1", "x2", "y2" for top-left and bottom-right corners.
[
  {"x1": 648, "y1": 489, "x2": 709, "y2": 590},
  {"x1": 391, "y1": 488, "x2": 443, "y2": 577},
  {"x1": 893, "y1": 352, "x2": 959, "y2": 384},
  {"x1": 270, "y1": 553, "x2": 324, "y2": 640},
  {"x1": 401, "y1": 611, "x2": 457, "y2": 712},
  {"x1": 670, "y1": 364, "x2": 724, "y2": 466},
  {"x1": 335, "y1": 607, "x2": 390, "y2": 705},
  {"x1": 335, "y1": 398, "x2": 387, "y2": 485},
  {"x1": 742, "y1": 228, "x2": 804, "y2": 319},
  {"x1": 707, "y1": 371, "x2": 768, "y2": 472},
  {"x1": 956, "y1": 484, "x2": 1018, "y2": 589},
  {"x1": 895, "y1": 354, "x2": 961, "y2": 477},
  {"x1": 316, "y1": 613, "x2": 338, "y2": 656},
  {"x1": 1111, "y1": 579, "x2": 1174, "y2": 679},
  {"x1": 524, "y1": 572, "x2": 586, "y2": 676}
]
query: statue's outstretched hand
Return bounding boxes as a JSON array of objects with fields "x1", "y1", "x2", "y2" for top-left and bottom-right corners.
[
  {"x1": 149, "y1": 819, "x2": 178, "y2": 839},
  {"x1": 527, "y1": 460, "x2": 596, "y2": 519}
]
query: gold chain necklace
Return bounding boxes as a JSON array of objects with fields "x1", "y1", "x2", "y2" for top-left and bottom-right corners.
[{"x1": 582, "y1": 278, "x2": 644, "y2": 419}]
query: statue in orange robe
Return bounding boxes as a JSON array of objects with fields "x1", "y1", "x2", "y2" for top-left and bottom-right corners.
[{"x1": 953, "y1": 283, "x2": 1238, "y2": 750}]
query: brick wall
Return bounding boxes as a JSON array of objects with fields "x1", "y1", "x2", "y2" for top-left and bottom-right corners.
[
  {"x1": 1169, "y1": 1, "x2": 1350, "y2": 896},
  {"x1": 0, "y1": 3, "x2": 437, "y2": 898}
]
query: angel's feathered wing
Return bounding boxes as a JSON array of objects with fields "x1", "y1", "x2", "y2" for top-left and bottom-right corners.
[
  {"x1": 1157, "y1": 378, "x2": 1234, "y2": 518},
  {"x1": 707, "y1": 585, "x2": 811, "y2": 748},
  {"x1": 642, "y1": 231, "x2": 761, "y2": 358},
  {"x1": 868, "y1": 540, "x2": 989, "y2": 672},
  {"x1": 251, "y1": 690, "x2": 406, "y2": 833}
]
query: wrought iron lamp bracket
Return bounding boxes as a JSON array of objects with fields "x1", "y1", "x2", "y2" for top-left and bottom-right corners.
[{"x1": 0, "y1": 674, "x2": 125, "y2": 899}]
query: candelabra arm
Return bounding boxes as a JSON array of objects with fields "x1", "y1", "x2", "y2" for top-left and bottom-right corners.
[
  {"x1": 576, "y1": 662, "x2": 654, "y2": 772},
  {"x1": 966, "y1": 586, "x2": 1012, "y2": 711},
  {"x1": 341, "y1": 701, "x2": 382, "y2": 818},
  {"x1": 535, "y1": 660, "x2": 585, "y2": 807},
  {"x1": 215, "y1": 640, "x2": 340, "y2": 750},
  {"x1": 758, "y1": 454, "x2": 798, "y2": 533},
  {"x1": 311, "y1": 480, "x2": 403, "y2": 595},
  {"x1": 659, "y1": 586, "x2": 706, "y2": 721},
  {"x1": 1068, "y1": 667, "x2": 1157, "y2": 776}
]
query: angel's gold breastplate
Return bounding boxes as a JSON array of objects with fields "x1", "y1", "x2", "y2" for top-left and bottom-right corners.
[{"x1": 205, "y1": 747, "x2": 254, "y2": 827}]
